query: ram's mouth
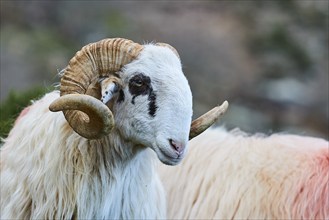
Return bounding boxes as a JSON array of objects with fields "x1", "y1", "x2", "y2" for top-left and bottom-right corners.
[{"x1": 156, "y1": 147, "x2": 182, "y2": 166}]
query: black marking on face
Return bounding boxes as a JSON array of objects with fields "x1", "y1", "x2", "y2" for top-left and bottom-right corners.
[
  {"x1": 129, "y1": 73, "x2": 151, "y2": 101},
  {"x1": 117, "y1": 89, "x2": 125, "y2": 103},
  {"x1": 129, "y1": 73, "x2": 158, "y2": 117},
  {"x1": 148, "y1": 89, "x2": 157, "y2": 117}
]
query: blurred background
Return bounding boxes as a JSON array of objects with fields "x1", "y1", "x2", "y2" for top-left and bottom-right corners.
[{"x1": 1, "y1": 0, "x2": 328, "y2": 139}]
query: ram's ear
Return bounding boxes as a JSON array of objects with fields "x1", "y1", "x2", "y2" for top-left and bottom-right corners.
[{"x1": 100, "y1": 76, "x2": 121, "y2": 104}]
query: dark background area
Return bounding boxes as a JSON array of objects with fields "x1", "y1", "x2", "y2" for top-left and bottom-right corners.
[{"x1": 1, "y1": 0, "x2": 328, "y2": 139}]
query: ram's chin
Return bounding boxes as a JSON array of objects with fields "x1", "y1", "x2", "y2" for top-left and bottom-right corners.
[{"x1": 158, "y1": 155, "x2": 181, "y2": 166}]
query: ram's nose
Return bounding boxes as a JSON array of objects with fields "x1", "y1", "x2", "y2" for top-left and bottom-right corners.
[{"x1": 169, "y1": 139, "x2": 185, "y2": 155}]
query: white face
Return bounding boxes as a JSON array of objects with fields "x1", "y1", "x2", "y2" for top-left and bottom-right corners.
[{"x1": 111, "y1": 45, "x2": 193, "y2": 165}]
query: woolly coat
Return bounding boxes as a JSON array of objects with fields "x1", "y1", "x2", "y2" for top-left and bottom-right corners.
[
  {"x1": 1, "y1": 91, "x2": 166, "y2": 219},
  {"x1": 159, "y1": 128, "x2": 329, "y2": 219}
]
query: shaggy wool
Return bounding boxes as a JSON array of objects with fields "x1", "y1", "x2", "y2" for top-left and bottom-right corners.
[
  {"x1": 1, "y1": 91, "x2": 166, "y2": 219},
  {"x1": 159, "y1": 128, "x2": 329, "y2": 219}
]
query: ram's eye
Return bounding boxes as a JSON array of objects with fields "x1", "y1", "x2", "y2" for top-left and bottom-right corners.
[
  {"x1": 131, "y1": 79, "x2": 144, "y2": 87},
  {"x1": 129, "y1": 73, "x2": 150, "y2": 88},
  {"x1": 129, "y1": 73, "x2": 151, "y2": 97}
]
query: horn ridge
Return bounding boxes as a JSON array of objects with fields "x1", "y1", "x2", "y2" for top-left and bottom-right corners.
[
  {"x1": 49, "y1": 94, "x2": 114, "y2": 139},
  {"x1": 52, "y1": 38, "x2": 144, "y2": 139}
]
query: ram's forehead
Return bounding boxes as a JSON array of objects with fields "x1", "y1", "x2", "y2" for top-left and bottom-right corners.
[
  {"x1": 124, "y1": 44, "x2": 183, "y2": 79},
  {"x1": 143, "y1": 44, "x2": 181, "y2": 66},
  {"x1": 126, "y1": 45, "x2": 182, "y2": 71}
]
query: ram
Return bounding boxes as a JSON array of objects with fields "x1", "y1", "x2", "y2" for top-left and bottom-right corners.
[
  {"x1": 0, "y1": 38, "x2": 228, "y2": 219},
  {"x1": 159, "y1": 127, "x2": 328, "y2": 219}
]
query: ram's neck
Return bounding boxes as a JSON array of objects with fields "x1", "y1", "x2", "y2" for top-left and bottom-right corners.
[
  {"x1": 1, "y1": 91, "x2": 165, "y2": 220},
  {"x1": 70, "y1": 131, "x2": 164, "y2": 219}
]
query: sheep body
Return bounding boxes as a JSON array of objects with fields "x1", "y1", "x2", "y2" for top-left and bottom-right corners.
[
  {"x1": 1, "y1": 91, "x2": 166, "y2": 219},
  {"x1": 159, "y1": 127, "x2": 329, "y2": 219},
  {"x1": 0, "y1": 41, "x2": 199, "y2": 219}
]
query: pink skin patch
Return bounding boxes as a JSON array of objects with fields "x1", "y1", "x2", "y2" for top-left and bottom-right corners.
[
  {"x1": 14, "y1": 106, "x2": 31, "y2": 125},
  {"x1": 291, "y1": 147, "x2": 329, "y2": 219}
]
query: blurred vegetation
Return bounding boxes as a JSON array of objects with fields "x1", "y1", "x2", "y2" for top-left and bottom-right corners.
[
  {"x1": 1, "y1": 0, "x2": 328, "y2": 139},
  {"x1": 249, "y1": 24, "x2": 312, "y2": 79},
  {"x1": 0, "y1": 87, "x2": 47, "y2": 141}
]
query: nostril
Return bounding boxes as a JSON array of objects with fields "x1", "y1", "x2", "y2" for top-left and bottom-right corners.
[{"x1": 169, "y1": 139, "x2": 185, "y2": 155}]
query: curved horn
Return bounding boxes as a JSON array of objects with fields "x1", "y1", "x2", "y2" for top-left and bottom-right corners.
[
  {"x1": 189, "y1": 101, "x2": 229, "y2": 140},
  {"x1": 49, "y1": 94, "x2": 114, "y2": 139},
  {"x1": 50, "y1": 38, "x2": 143, "y2": 139}
]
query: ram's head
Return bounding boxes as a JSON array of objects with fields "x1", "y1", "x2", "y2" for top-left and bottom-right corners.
[{"x1": 49, "y1": 38, "x2": 228, "y2": 165}]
